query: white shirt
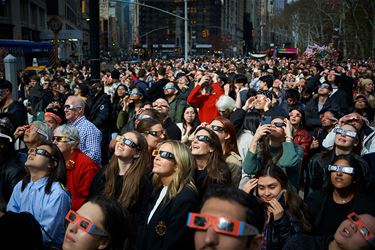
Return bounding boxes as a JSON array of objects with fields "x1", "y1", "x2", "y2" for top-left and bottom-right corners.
[{"x1": 147, "y1": 186, "x2": 168, "y2": 224}]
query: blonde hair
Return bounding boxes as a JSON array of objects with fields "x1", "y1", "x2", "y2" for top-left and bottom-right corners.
[{"x1": 152, "y1": 140, "x2": 197, "y2": 201}]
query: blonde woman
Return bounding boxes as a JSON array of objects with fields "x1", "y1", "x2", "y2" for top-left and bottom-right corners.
[{"x1": 138, "y1": 140, "x2": 200, "y2": 250}]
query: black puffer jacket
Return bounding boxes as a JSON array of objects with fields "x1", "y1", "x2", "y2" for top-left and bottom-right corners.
[
  {"x1": 0, "y1": 159, "x2": 25, "y2": 211},
  {"x1": 264, "y1": 211, "x2": 304, "y2": 250}
]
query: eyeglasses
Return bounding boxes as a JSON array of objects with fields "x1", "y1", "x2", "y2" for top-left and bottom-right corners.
[
  {"x1": 152, "y1": 104, "x2": 169, "y2": 109},
  {"x1": 65, "y1": 210, "x2": 109, "y2": 237},
  {"x1": 116, "y1": 135, "x2": 140, "y2": 150},
  {"x1": 64, "y1": 104, "x2": 83, "y2": 110},
  {"x1": 144, "y1": 130, "x2": 165, "y2": 137},
  {"x1": 328, "y1": 164, "x2": 355, "y2": 175},
  {"x1": 289, "y1": 112, "x2": 302, "y2": 118},
  {"x1": 163, "y1": 85, "x2": 177, "y2": 90},
  {"x1": 347, "y1": 212, "x2": 375, "y2": 247},
  {"x1": 334, "y1": 127, "x2": 357, "y2": 138},
  {"x1": 25, "y1": 125, "x2": 49, "y2": 139},
  {"x1": 129, "y1": 91, "x2": 143, "y2": 95},
  {"x1": 255, "y1": 95, "x2": 268, "y2": 101},
  {"x1": 210, "y1": 125, "x2": 225, "y2": 132},
  {"x1": 273, "y1": 122, "x2": 286, "y2": 127},
  {"x1": 319, "y1": 83, "x2": 331, "y2": 89},
  {"x1": 195, "y1": 135, "x2": 213, "y2": 143},
  {"x1": 28, "y1": 148, "x2": 55, "y2": 160},
  {"x1": 320, "y1": 114, "x2": 338, "y2": 121},
  {"x1": 186, "y1": 212, "x2": 259, "y2": 237},
  {"x1": 152, "y1": 149, "x2": 175, "y2": 160},
  {"x1": 52, "y1": 136, "x2": 74, "y2": 143},
  {"x1": 135, "y1": 114, "x2": 151, "y2": 120}
]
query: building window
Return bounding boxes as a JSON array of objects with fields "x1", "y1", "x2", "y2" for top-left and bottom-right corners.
[
  {"x1": 21, "y1": 0, "x2": 28, "y2": 23},
  {"x1": 31, "y1": 3, "x2": 38, "y2": 26},
  {"x1": 39, "y1": 8, "x2": 46, "y2": 30}
]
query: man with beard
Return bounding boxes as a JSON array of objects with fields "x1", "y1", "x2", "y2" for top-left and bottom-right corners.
[
  {"x1": 0, "y1": 80, "x2": 27, "y2": 129},
  {"x1": 163, "y1": 81, "x2": 187, "y2": 123}
]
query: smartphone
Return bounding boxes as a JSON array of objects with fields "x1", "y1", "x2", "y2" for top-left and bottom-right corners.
[{"x1": 261, "y1": 116, "x2": 272, "y2": 125}]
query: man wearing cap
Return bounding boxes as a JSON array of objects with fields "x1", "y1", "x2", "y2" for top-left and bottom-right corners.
[
  {"x1": 163, "y1": 81, "x2": 187, "y2": 123},
  {"x1": 304, "y1": 82, "x2": 340, "y2": 132},
  {"x1": 0, "y1": 79, "x2": 27, "y2": 129},
  {"x1": 191, "y1": 186, "x2": 264, "y2": 250},
  {"x1": 64, "y1": 95, "x2": 102, "y2": 165}
]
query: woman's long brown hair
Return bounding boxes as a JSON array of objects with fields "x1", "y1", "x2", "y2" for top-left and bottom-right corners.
[{"x1": 102, "y1": 131, "x2": 151, "y2": 208}]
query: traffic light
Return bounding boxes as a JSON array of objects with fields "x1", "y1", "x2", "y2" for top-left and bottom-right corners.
[{"x1": 202, "y1": 29, "x2": 209, "y2": 38}]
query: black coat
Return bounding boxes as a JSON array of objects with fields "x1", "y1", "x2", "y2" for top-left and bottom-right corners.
[
  {"x1": 282, "y1": 234, "x2": 331, "y2": 250},
  {"x1": 138, "y1": 186, "x2": 200, "y2": 250},
  {"x1": 307, "y1": 150, "x2": 373, "y2": 195},
  {"x1": 304, "y1": 97, "x2": 340, "y2": 131},
  {"x1": 88, "y1": 92, "x2": 112, "y2": 134},
  {"x1": 164, "y1": 117, "x2": 181, "y2": 140},
  {"x1": 2, "y1": 100, "x2": 27, "y2": 129}
]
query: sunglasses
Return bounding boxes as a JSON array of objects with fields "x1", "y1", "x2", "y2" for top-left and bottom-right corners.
[
  {"x1": 319, "y1": 83, "x2": 331, "y2": 89},
  {"x1": 328, "y1": 164, "x2": 355, "y2": 175},
  {"x1": 145, "y1": 130, "x2": 165, "y2": 137},
  {"x1": 186, "y1": 212, "x2": 259, "y2": 237},
  {"x1": 28, "y1": 148, "x2": 55, "y2": 160},
  {"x1": 129, "y1": 91, "x2": 143, "y2": 95},
  {"x1": 52, "y1": 136, "x2": 74, "y2": 143},
  {"x1": 135, "y1": 114, "x2": 151, "y2": 120},
  {"x1": 210, "y1": 125, "x2": 225, "y2": 132},
  {"x1": 334, "y1": 128, "x2": 357, "y2": 138},
  {"x1": 116, "y1": 136, "x2": 140, "y2": 150},
  {"x1": 64, "y1": 104, "x2": 83, "y2": 110},
  {"x1": 25, "y1": 125, "x2": 49, "y2": 139},
  {"x1": 65, "y1": 210, "x2": 109, "y2": 237},
  {"x1": 347, "y1": 212, "x2": 375, "y2": 247},
  {"x1": 163, "y1": 85, "x2": 177, "y2": 90},
  {"x1": 320, "y1": 114, "x2": 338, "y2": 121},
  {"x1": 255, "y1": 95, "x2": 269, "y2": 101},
  {"x1": 152, "y1": 149, "x2": 175, "y2": 160},
  {"x1": 273, "y1": 122, "x2": 286, "y2": 127},
  {"x1": 195, "y1": 135, "x2": 212, "y2": 143}
]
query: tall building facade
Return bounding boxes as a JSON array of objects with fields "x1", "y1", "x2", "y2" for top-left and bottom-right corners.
[{"x1": 138, "y1": 0, "x2": 223, "y2": 57}]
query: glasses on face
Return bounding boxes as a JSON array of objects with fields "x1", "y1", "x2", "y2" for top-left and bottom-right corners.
[
  {"x1": 210, "y1": 125, "x2": 225, "y2": 132},
  {"x1": 129, "y1": 91, "x2": 143, "y2": 95},
  {"x1": 152, "y1": 149, "x2": 175, "y2": 160},
  {"x1": 272, "y1": 122, "x2": 286, "y2": 127},
  {"x1": 320, "y1": 114, "x2": 338, "y2": 121},
  {"x1": 25, "y1": 125, "x2": 49, "y2": 139},
  {"x1": 195, "y1": 135, "x2": 212, "y2": 143},
  {"x1": 52, "y1": 136, "x2": 74, "y2": 143},
  {"x1": 163, "y1": 85, "x2": 177, "y2": 90},
  {"x1": 28, "y1": 148, "x2": 55, "y2": 160},
  {"x1": 334, "y1": 127, "x2": 357, "y2": 138},
  {"x1": 65, "y1": 210, "x2": 109, "y2": 237},
  {"x1": 186, "y1": 213, "x2": 259, "y2": 237},
  {"x1": 64, "y1": 104, "x2": 83, "y2": 110},
  {"x1": 152, "y1": 104, "x2": 169, "y2": 109},
  {"x1": 319, "y1": 83, "x2": 331, "y2": 89},
  {"x1": 328, "y1": 164, "x2": 355, "y2": 175},
  {"x1": 289, "y1": 112, "x2": 301, "y2": 118},
  {"x1": 345, "y1": 115, "x2": 363, "y2": 122},
  {"x1": 347, "y1": 212, "x2": 375, "y2": 247},
  {"x1": 145, "y1": 130, "x2": 165, "y2": 137},
  {"x1": 116, "y1": 135, "x2": 140, "y2": 150},
  {"x1": 255, "y1": 95, "x2": 268, "y2": 101},
  {"x1": 135, "y1": 114, "x2": 151, "y2": 120}
]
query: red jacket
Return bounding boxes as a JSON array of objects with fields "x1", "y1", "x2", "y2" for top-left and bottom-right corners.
[
  {"x1": 187, "y1": 82, "x2": 224, "y2": 123},
  {"x1": 66, "y1": 149, "x2": 100, "y2": 210},
  {"x1": 293, "y1": 128, "x2": 312, "y2": 158}
]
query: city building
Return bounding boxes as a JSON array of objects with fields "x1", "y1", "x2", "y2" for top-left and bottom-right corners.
[{"x1": 138, "y1": 0, "x2": 224, "y2": 57}]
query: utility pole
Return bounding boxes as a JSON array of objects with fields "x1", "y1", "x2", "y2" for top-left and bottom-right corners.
[
  {"x1": 89, "y1": 0, "x2": 100, "y2": 82},
  {"x1": 184, "y1": 0, "x2": 188, "y2": 61}
]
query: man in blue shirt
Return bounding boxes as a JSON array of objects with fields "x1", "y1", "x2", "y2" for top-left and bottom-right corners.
[{"x1": 64, "y1": 96, "x2": 102, "y2": 165}]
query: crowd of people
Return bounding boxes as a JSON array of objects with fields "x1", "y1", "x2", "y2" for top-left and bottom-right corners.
[{"x1": 0, "y1": 55, "x2": 375, "y2": 250}]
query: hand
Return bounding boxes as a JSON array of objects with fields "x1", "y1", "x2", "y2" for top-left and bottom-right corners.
[
  {"x1": 253, "y1": 124, "x2": 271, "y2": 141},
  {"x1": 241, "y1": 178, "x2": 258, "y2": 194},
  {"x1": 242, "y1": 96, "x2": 255, "y2": 111},
  {"x1": 198, "y1": 75, "x2": 210, "y2": 86},
  {"x1": 14, "y1": 126, "x2": 26, "y2": 140},
  {"x1": 212, "y1": 73, "x2": 219, "y2": 83},
  {"x1": 223, "y1": 84, "x2": 231, "y2": 95},
  {"x1": 283, "y1": 118, "x2": 293, "y2": 139},
  {"x1": 264, "y1": 98, "x2": 272, "y2": 112},
  {"x1": 310, "y1": 137, "x2": 319, "y2": 149},
  {"x1": 121, "y1": 96, "x2": 130, "y2": 111},
  {"x1": 267, "y1": 199, "x2": 284, "y2": 221}
]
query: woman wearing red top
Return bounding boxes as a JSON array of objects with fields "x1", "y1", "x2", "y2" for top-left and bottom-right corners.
[
  {"x1": 187, "y1": 74, "x2": 224, "y2": 123},
  {"x1": 53, "y1": 124, "x2": 100, "y2": 210},
  {"x1": 288, "y1": 107, "x2": 312, "y2": 158}
]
